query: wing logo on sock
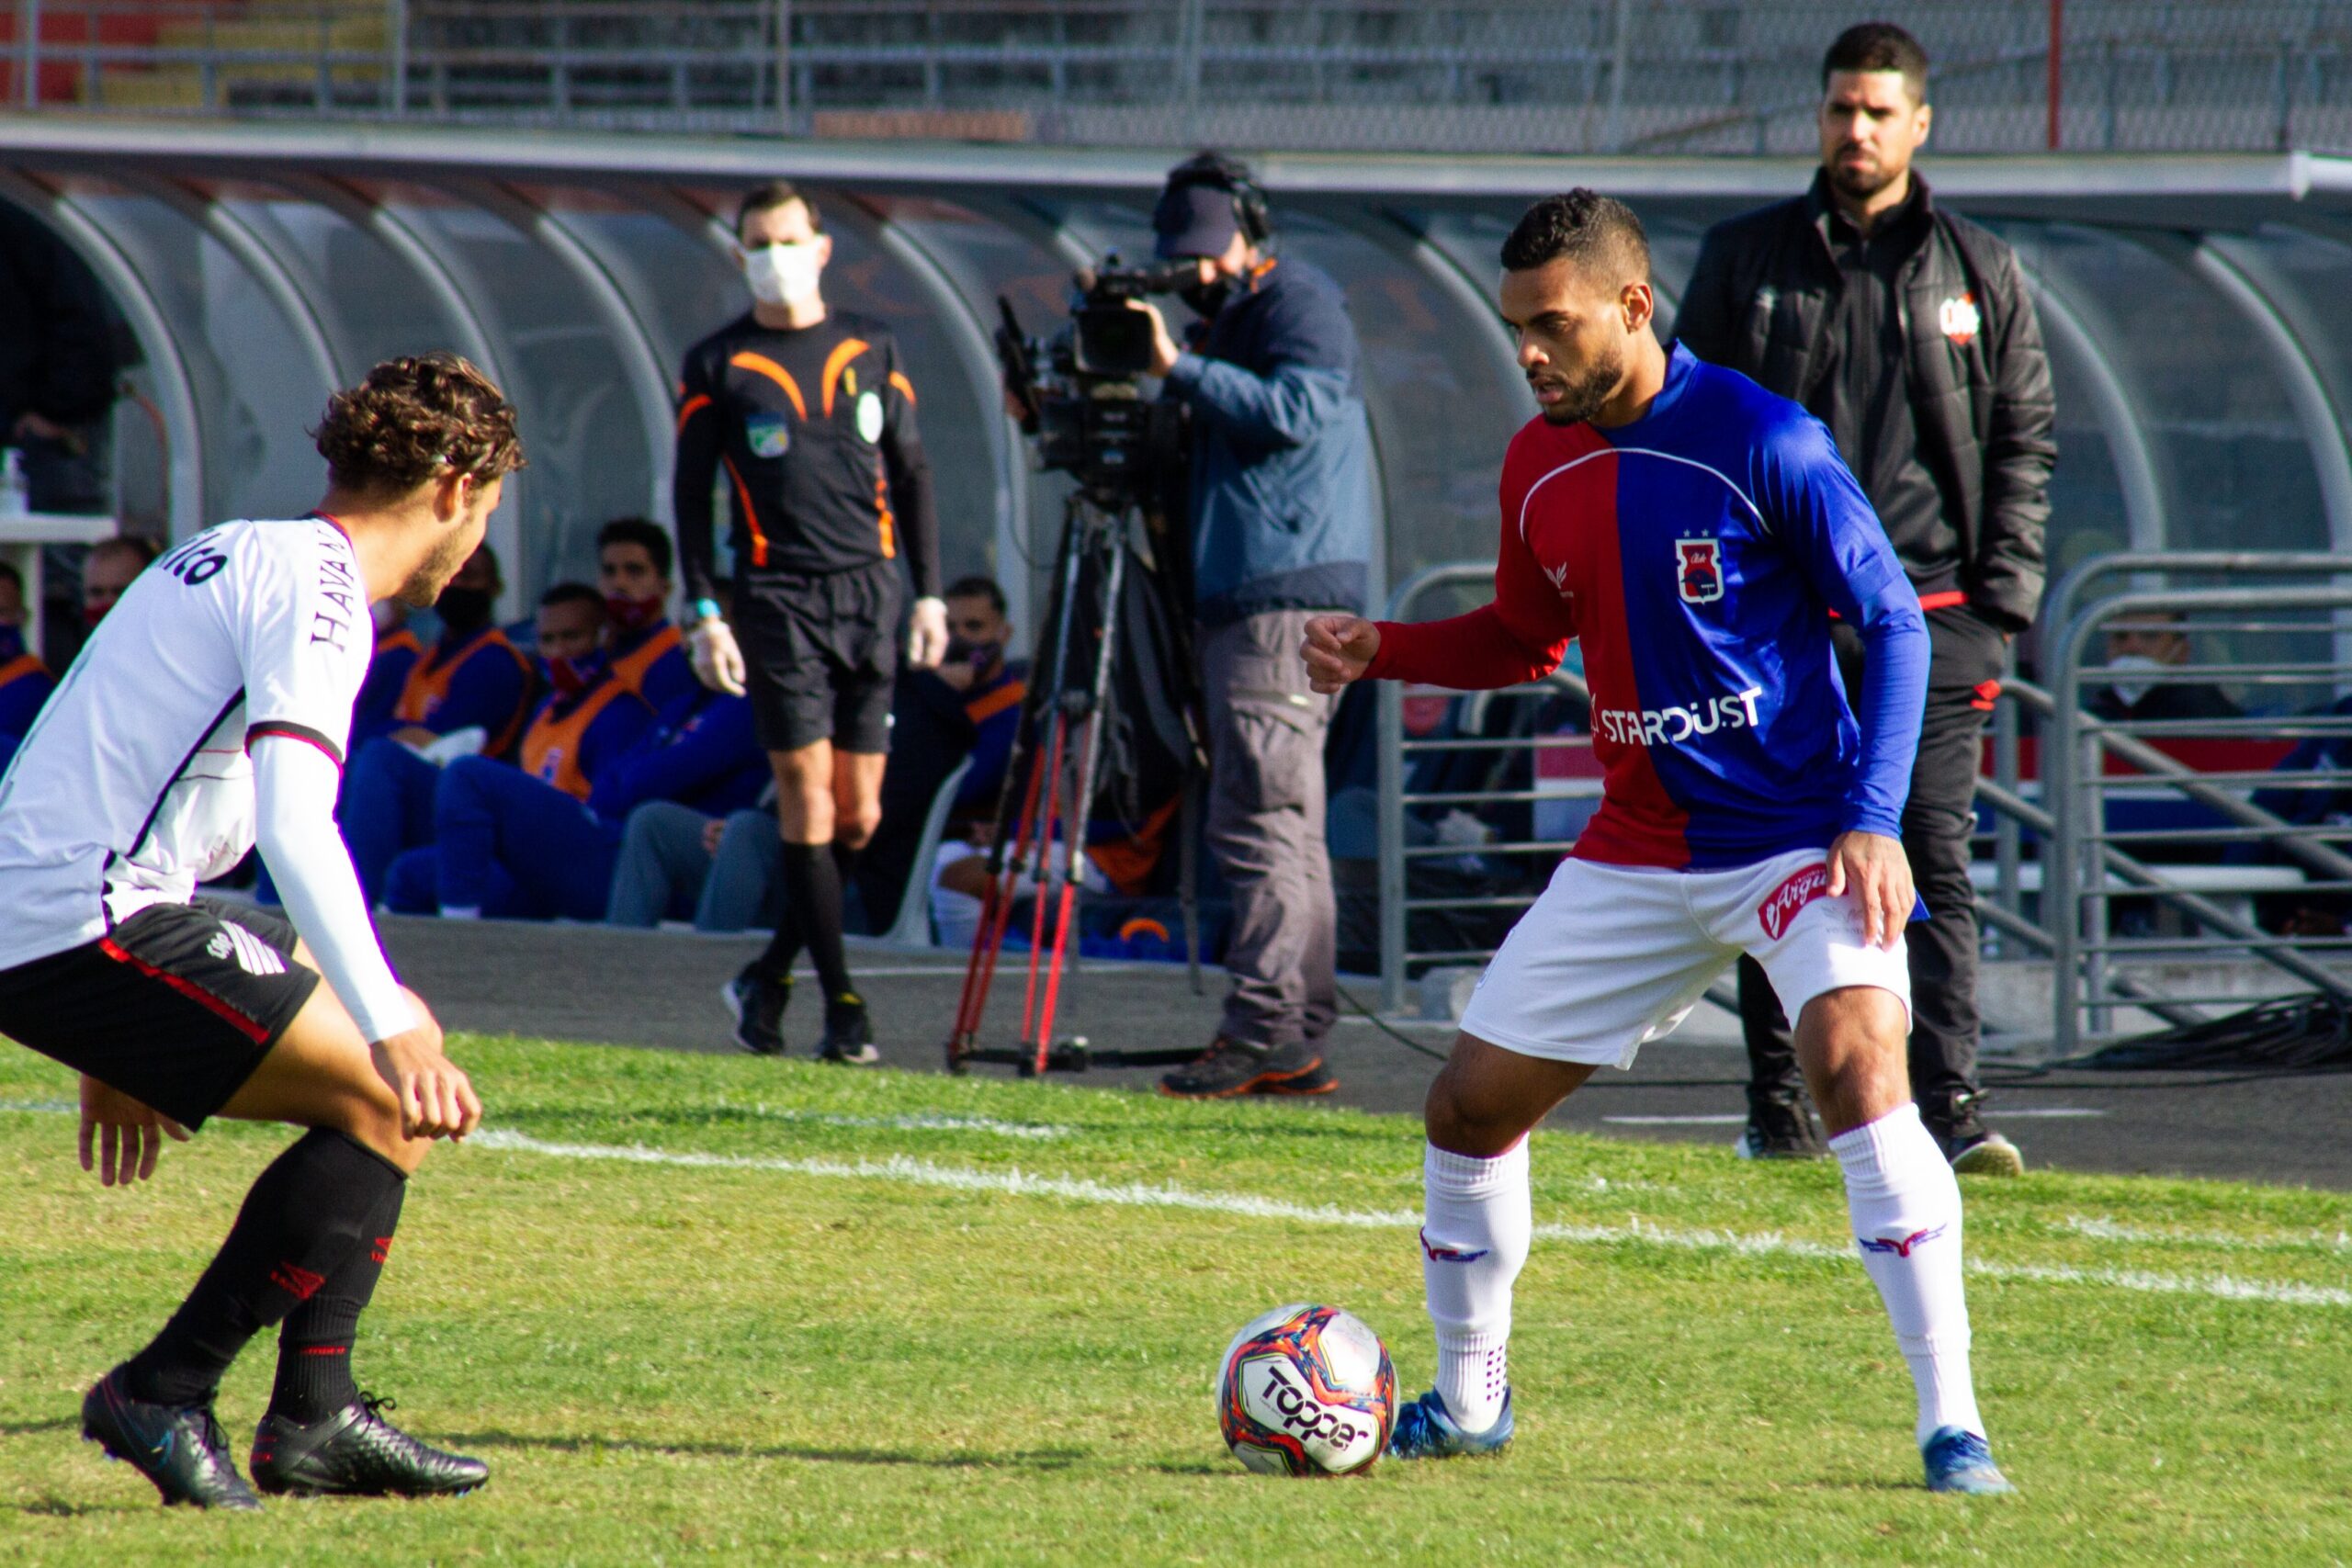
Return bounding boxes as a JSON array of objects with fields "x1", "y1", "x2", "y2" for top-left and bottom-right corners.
[
  {"x1": 1859, "y1": 1224, "x2": 1947, "y2": 1258},
  {"x1": 269, "y1": 1260, "x2": 327, "y2": 1301},
  {"x1": 1418, "y1": 1227, "x2": 1490, "y2": 1264}
]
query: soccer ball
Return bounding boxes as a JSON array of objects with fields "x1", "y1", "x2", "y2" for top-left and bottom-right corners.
[{"x1": 1216, "y1": 1303, "x2": 1397, "y2": 1476}]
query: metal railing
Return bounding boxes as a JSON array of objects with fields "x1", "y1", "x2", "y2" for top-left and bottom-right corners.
[
  {"x1": 4, "y1": 1, "x2": 2347, "y2": 153},
  {"x1": 2040, "y1": 553, "x2": 2352, "y2": 1055},
  {"x1": 1374, "y1": 551, "x2": 2352, "y2": 1055}
]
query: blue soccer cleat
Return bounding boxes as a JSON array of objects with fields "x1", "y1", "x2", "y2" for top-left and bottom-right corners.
[
  {"x1": 1385, "y1": 1388, "x2": 1514, "y2": 1461},
  {"x1": 1923, "y1": 1426, "x2": 2016, "y2": 1495}
]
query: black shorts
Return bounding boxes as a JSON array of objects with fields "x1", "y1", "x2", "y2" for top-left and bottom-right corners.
[
  {"x1": 738, "y1": 560, "x2": 901, "y2": 754},
  {"x1": 0, "y1": 898, "x2": 318, "y2": 1130}
]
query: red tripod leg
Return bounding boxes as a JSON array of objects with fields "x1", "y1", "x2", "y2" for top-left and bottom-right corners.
[{"x1": 1018, "y1": 712, "x2": 1069, "y2": 1048}]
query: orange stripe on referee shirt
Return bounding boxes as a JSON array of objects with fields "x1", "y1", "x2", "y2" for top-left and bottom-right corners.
[
  {"x1": 729, "y1": 351, "x2": 807, "y2": 420},
  {"x1": 721, "y1": 454, "x2": 768, "y2": 569},
  {"x1": 821, "y1": 338, "x2": 869, "y2": 417},
  {"x1": 674, "y1": 392, "x2": 711, "y2": 434},
  {"x1": 888, "y1": 370, "x2": 916, "y2": 407}
]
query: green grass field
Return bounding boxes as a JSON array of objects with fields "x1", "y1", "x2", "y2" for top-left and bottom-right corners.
[{"x1": 3, "y1": 1033, "x2": 2348, "y2": 1565}]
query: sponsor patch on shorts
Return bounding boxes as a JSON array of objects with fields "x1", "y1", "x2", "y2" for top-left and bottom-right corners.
[{"x1": 1758, "y1": 862, "x2": 1831, "y2": 941}]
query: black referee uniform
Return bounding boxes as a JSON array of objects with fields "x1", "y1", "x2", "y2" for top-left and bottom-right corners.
[{"x1": 673, "y1": 309, "x2": 942, "y2": 754}]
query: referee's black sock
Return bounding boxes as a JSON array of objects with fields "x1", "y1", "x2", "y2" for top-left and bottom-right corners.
[
  {"x1": 756, "y1": 901, "x2": 805, "y2": 986},
  {"x1": 269, "y1": 1172, "x2": 407, "y2": 1423},
  {"x1": 121, "y1": 1130, "x2": 406, "y2": 1408},
  {"x1": 777, "y1": 840, "x2": 856, "y2": 1010}
]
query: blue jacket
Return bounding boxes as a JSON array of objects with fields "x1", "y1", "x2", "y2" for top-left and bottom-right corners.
[
  {"x1": 587, "y1": 688, "x2": 766, "y2": 825},
  {"x1": 1163, "y1": 255, "x2": 1374, "y2": 626}
]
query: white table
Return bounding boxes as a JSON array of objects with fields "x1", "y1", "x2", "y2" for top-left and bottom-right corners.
[{"x1": 0, "y1": 511, "x2": 121, "y2": 660}]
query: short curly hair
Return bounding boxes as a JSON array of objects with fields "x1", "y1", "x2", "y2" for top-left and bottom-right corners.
[
  {"x1": 312, "y1": 353, "x2": 526, "y2": 495},
  {"x1": 1499, "y1": 189, "x2": 1650, "y2": 287}
]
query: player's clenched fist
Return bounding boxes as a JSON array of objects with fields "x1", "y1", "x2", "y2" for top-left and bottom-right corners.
[{"x1": 1302, "y1": 615, "x2": 1382, "y2": 694}]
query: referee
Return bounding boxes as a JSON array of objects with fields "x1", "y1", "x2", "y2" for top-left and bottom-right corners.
[{"x1": 675, "y1": 181, "x2": 946, "y2": 1064}]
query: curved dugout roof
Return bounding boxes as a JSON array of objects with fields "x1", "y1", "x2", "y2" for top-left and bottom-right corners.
[{"x1": 6, "y1": 116, "x2": 2352, "y2": 626}]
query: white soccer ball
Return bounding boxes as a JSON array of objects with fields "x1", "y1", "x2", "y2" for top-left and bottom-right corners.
[{"x1": 1215, "y1": 1303, "x2": 1397, "y2": 1476}]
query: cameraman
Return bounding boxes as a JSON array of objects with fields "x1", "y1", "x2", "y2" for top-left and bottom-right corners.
[{"x1": 1128, "y1": 153, "x2": 1374, "y2": 1100}]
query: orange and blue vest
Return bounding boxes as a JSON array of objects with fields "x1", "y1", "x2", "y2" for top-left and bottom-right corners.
[
  {"x1": 357, "y1": 625, "x2": 424, "y2": 733},
  {"x1": 520, "y1": 669, "x2": 656, "y2": 803},
  {"x1": 392, "y1": 626, "x2": 533, "y2": 754},
  {"x1": 0, "y1": 648, "x2": 54, "y2": 741},
  {"x1": 609, "y1": 621, "x2": 693, "y2": 710}
]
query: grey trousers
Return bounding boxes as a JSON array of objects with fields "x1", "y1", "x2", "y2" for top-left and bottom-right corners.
[
  {"x1": 1199, "y1": 610, "x2": 1340, "y2": 1051},
  {"x1": 605, "y1": 801, "x2": 783, "y2": 932}
]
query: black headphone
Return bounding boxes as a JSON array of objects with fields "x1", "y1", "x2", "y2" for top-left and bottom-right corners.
[{"x1": 1158, "y1": 152, "x2": 1272, "y2": 247}]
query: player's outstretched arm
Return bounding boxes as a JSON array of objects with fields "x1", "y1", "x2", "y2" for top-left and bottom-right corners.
[
  {"x1": 1302, "y1": 615, "x2": 1382, "y2": 694},
  {"x1": 76, "y1": 1074, "x2": 189, "y2": 1187},
  {"x1": 1826, "y1": 829, "x2": 1915, "y2": 952}
]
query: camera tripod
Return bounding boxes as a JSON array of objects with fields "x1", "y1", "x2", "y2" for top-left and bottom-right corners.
[{"x1": 944, "y1": 486, "x2": 1206, "y2": 1077}]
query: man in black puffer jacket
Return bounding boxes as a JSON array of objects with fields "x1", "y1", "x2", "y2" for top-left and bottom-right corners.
[{"x1": 1677, "y1": 21, "x2": 2055, "y2": 1176}]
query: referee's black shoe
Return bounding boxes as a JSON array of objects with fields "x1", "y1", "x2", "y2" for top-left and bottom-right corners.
[
  {"x1": 817, "y1": 991, "x2": 880, "y2": 1066},
  {"x1": 1734, "y1": 1091, "x2": 1828, "y2": 1160},
  {"x1": 81, "y1": 1369, "x2": 262, "y2": 1510},
  {"x1": 251, "y1": 1394, "x2": 488, "y2": 1499},
  {"x1": 723, "y1": 963, "x2": 792, "y2": 1055}
]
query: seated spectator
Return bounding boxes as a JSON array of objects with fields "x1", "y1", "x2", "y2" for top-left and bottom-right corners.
[
  {"x1": 345, "y1": 577, "x2": 584, "y2": 906},
  {"x1": 596, "y1": 515, "x2": 695, "y2": 710},
  {"x1": 606, "y1": 798, "x2": 784, "y2": 932},
  {"x1": 356, "y1": 598, "x2": 424, "y2": 736},
  {"x1": 388, "y1": 589, "x2": 760, "y2": 920},
  {"x1": 80, "y1": 534, "x2": 157, "y2": 628},
  {"x1": 360, "y1": 541, "x2": 532, "y2": 750},
  {"x1": 2091, "y1": 612, "x2": 2240, "y2": 724},
  {"x1": 0, "y1": 558, "x2": 55, "y2": 744},
  {"x1": 854, "y1": 576, "x2": 1027, "y2": 923}
]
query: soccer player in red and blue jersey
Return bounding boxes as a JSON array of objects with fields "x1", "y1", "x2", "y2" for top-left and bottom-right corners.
[{"x1": 1304, "y1": 191, "x2": 2010, "y2": 1495}]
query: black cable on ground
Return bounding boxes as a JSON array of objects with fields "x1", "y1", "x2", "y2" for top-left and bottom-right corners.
[
  {"x1": 1333, "y1": 981, "x2": 1451, "y2": 1063},
  {"x1": 2064, "y1": 994, "x2": 2352, "y2": 1073}
]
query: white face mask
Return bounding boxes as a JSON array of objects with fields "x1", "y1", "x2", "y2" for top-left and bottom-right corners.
[
  {"x1": 744, "y1": 241, "x2": 823, "y2": 308},
  {"x1": 2106, "y1": 652, "x2": 2166, "y2": 709}
]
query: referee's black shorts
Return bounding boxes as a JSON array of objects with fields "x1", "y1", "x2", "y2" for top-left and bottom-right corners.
[
  {"x1": 0, "y1": 897, "x2": 320, "y2": 1130},
  {"x1": 737, "y1": 559, "x2": 902, "y2": 755}
]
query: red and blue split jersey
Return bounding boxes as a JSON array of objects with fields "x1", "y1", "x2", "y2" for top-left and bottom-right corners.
[{"x1": 1369, "y1": 343, "x2": 1928, "y2": 871}]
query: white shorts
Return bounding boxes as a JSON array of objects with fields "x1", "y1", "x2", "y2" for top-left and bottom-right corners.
[{"x1": 1458, "y1": 848, "x2": 1911, "y2": 1069}]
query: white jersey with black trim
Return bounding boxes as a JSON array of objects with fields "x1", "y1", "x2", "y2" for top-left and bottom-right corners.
[{"x1": 0, "y1": 516, "x2": 370, "y2": 970}]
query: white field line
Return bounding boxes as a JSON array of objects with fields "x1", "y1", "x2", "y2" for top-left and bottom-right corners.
[
  {"x1": 748, "y1": 1108, "x2": 1065, "y2": 1141},
  {"x1": 2063, "y1": 1214, "x2": 2352, "y2": 1254},
  {"x1": 469, "y1": 1130, "x2": 2352, "y2": 1312}
]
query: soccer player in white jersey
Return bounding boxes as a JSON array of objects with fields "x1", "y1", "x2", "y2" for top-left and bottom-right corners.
[
  {"x1": 0, "y1": 355, "x2": 522, "y2": 1509},
  {"x1": 1303, "y1": 192, "x2": 2010, "y2": 1494}
]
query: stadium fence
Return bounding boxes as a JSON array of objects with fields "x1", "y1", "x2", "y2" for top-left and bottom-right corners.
[{"x1": 2, "y1": 1, "x2": 2347, "y2": 155}]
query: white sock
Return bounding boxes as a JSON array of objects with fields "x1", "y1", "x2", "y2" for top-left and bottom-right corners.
[
  {"x1": 1830, "y1": 1102, "x2": 1984, "y2": 1447},
  {"x1": 1421, "y1": 1139, "x2": 1531, "y2": 1434}
]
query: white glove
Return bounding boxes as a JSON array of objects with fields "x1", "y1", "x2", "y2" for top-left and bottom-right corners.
[
  {"x1": 688, "y1": 616, "x2": 747, "y2": 696},
  {"x1": 907, "y1": 594, "x2": 949, "y2": 671}
]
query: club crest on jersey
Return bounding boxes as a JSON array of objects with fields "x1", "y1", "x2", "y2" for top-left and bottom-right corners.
[
  {"x1": 1939, "y1": 293, "x2": 1982, "y2": 346},
  {"x1": 1758, "y1": 863, "x2": 1832, "y2": 941},
  {"x1": 745, "y1": 413, "x2": 791, "y2": 459},
  {"x1": 1675, "y1": 536, "x2": 1724, "y2": 605}
]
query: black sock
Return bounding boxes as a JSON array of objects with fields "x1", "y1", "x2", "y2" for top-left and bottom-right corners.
[
  {"x1": 269, "y1": 1174, "x2": 407, "y2": 1423},
  {"x1": 777, "y1": 840, "x2": 854, "y2": 1008},
  {"x1": 756, "y1": 898, "x2": 804, "y2": 985},
  {"x1": 121, "y1": 1130, "x2": 406, "y2": 1408}
]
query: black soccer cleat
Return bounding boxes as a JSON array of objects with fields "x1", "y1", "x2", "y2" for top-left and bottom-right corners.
[
  {"x1": 250, "y1": 1394, "x2": 488, "y2": 1499},
  {"x1": 817, "y1": 991, "x2": 880, "y2": 1066},
  {"x1": 81, "y1": 1368, "x2": 262, "y2": 1510},
  {"x1": 722, "y1": 964, "x2": 792, "y2": 1056},
  {"x1": 1734, "y1": 1092, "x2": 1829, "y2": 1160}
]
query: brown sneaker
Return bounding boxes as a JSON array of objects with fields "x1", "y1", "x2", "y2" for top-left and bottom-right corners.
[{"x1": 1158, "y1": 1039, "x2": 1328, "y2": 1099}]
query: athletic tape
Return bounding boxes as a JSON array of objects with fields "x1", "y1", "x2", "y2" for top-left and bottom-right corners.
[{"x1": 467, "y1": 1130, "x2": 2352, "y2": 1312}]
